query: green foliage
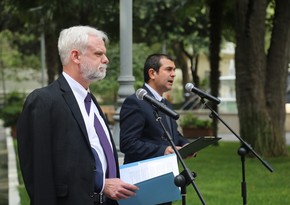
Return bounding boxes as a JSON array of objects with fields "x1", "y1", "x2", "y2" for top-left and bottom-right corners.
[
  {"x1": 0, "y1": 91, "x2": 25, "y2": 127},
  {"x1": 0, "y1": 30, "x2": 40, "y2": 70},
  {"x1": 133, "y1": 0, "x2": 209, "y2": 44},
  {"x1": 1, "y1": 0, "x2": 212, "y2": 88},
  {"x1": 132, "y1": 43, "x2": 156, "y2": 89},
  {"x1": 179, "y1": 113, "x2": 212, "y2": 128}
]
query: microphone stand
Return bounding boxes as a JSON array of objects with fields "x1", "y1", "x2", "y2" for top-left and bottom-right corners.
[
  {"x1": 153, "y1": 110, "x2": 206, "y2": 205},
  {"x1": 199, "y1": 98, "x2": 273, "y2": 205}
]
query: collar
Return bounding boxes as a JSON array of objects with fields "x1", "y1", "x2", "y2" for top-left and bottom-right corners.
[
  {"x1": 62, "y1": 71, "x2": 89, "y2": 101},
  {"x1": 144, "y1": 83, "x2": 163, "y2": 102}
]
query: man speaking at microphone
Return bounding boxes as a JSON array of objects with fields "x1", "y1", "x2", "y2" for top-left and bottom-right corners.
[{"x1": 119, "y1": 54, "x2": 190, "y2": 205}]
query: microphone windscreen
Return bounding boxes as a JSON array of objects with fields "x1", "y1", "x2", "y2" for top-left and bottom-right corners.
[
  {"x1": 185, "y1": 83, "x2": 194, "y2": 92},
  {"x1": 136, "y1": 88, "x2": 147, "y2": 100}
]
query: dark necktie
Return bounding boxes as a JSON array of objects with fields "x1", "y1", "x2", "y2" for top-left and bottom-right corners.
[
  {"x1": 85, "y1": 93, "x2": 117, "y2": 179},
  {"x1": 84, "y1": 94, "x2": 103, "y2": 192}
]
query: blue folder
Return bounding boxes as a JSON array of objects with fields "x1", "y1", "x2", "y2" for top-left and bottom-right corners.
[{"x1": 118, "y1": 172, "x2": 181, "y2": 205}]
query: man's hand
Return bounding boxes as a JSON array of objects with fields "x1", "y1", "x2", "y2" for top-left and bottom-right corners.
[
  {"x1": 103, "y1": 178, "x2": 139, "y2": 200},
  {"x1": 182, "y1": 143, "x2": 197, "y2": 159},
  {"x1": 164, "y1": 145, "x2": 182, "y2": 155},
  {"x1": 164, "y1": 144, "x2": 197, "y2": 158}
]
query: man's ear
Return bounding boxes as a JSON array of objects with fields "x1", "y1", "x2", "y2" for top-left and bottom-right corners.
[
  {"x1": 71, "y1": 49, "x2": 80, "y2": 64},
  {"x1": 148, "y1": 68, "x2": 156, "y2": 79}
]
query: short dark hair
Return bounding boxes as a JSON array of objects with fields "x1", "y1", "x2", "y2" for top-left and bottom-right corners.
[{"x1": 143, "y1": 54, "x2": 174, "y2": 83}]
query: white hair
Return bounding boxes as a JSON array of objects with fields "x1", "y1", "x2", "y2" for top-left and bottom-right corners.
[{"x1": 57, "y1": 25, "x2": 109, "y2": 65}]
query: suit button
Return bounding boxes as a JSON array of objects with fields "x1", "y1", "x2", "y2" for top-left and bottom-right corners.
[{"x1": 92, "y1": 164, "x2": 96, "y2": 172}]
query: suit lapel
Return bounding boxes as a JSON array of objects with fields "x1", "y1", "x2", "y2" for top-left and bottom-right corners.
[
  {"x1": 162, "y1": 99, "x2": 174, "y2": 137},
  {"x1": 143, "y1": 85, "x2": 174, "y2": 139},
  {"x1": 57, "y1": 74, "x2": 92, "y2": 149}
]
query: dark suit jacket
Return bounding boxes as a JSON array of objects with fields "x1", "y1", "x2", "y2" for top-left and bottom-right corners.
[
  {"x1": 17, "y1": 74, "x2": 119, "y2": 205},
  {"x1": 120, "y1": 85, "x2": 188, "y2": 164}
]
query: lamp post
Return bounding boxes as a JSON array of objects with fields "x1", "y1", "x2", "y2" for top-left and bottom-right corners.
[{"x1": 112, "y1": 0, "x2": 135, "y2": 153}]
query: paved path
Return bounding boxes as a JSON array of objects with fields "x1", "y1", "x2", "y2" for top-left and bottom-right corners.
[
  {"x1": 6, "y1": 132, "x2": 20, "y2": 205},
  {"x1": 0, "y1": 123, "x2": 8, "y2": 205},
  {"x1": 0, "y1": 121, "x2": 20, "y2": 205}
]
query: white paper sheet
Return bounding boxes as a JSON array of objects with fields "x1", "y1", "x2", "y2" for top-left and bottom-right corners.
[{"x1": 119, "y1": 154, "x2": 179, "y2": 184}]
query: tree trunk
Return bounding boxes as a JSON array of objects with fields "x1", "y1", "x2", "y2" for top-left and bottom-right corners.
[
  {"x1": 172, "y1": 41, "x2": 191, "y2": 93},
  {"x1": 265, "y1": 0, "x2": 290, "y2": 156},
  {"x1": 45, "y1": 30, "x2": 60, "y2": 84},
  {"x1": 209, "y1": 0, "x2": 223, "y2": 137},
  {"x1": 178, "y1": 41, "x2": 200, "y2": 88},
  {"x1": 235, "y1": 0, "x2": 288, "y2": 156}
]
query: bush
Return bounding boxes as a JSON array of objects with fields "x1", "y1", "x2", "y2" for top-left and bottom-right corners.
[
  {"x1": 179, "y1": 113, "x2": 212, "y2": 129},
  {"x1": 0, "y1": 91, "x2": 25, "y2": 127}
]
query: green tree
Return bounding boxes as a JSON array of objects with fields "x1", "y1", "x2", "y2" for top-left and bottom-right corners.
[
  {"x1": 133, "y1": 0, "x2": 210, "y2": 90},
  {"x1": 2, "y1": 0, "x2": 211, "y2": 101},
  {"x1": 0, "y1": 30, "x2": 40, "y2": 98},
  {"x1": 1, "y1": 0, "x2": 120, "y2": 84}
]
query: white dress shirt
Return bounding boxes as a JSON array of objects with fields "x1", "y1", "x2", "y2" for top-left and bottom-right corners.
[{"x1": 63, "y1": 72, "x2": 113, "y2": 191}]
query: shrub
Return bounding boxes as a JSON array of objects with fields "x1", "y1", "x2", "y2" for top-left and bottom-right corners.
[
  {"x1": 179, "y1": 113, "x2": 212, "y2": 129},
  {"x1": 0, "y1": 91, "x2": 25, "y2": 127}
]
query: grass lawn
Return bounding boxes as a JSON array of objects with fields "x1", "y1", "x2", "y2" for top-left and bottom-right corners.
[
  {"x1": 15, "y1": 141, "x2": 290, "y2": 205},
  {"x1": 173, "y1": 142, "x2": 290, "y2": 205}
]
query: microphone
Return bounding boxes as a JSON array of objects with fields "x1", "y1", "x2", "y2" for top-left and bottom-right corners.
[
  {"x1": 136, "y1": 88, "x2": 180, "y2": 120},
  {"x1": 185, "y1": 83, "x2": 221, "y2": 104}
]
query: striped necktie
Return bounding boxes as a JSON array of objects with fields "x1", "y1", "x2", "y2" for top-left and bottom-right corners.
[{"x1": 84, "y1": 93, "x2": 103, "y2": 192}]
